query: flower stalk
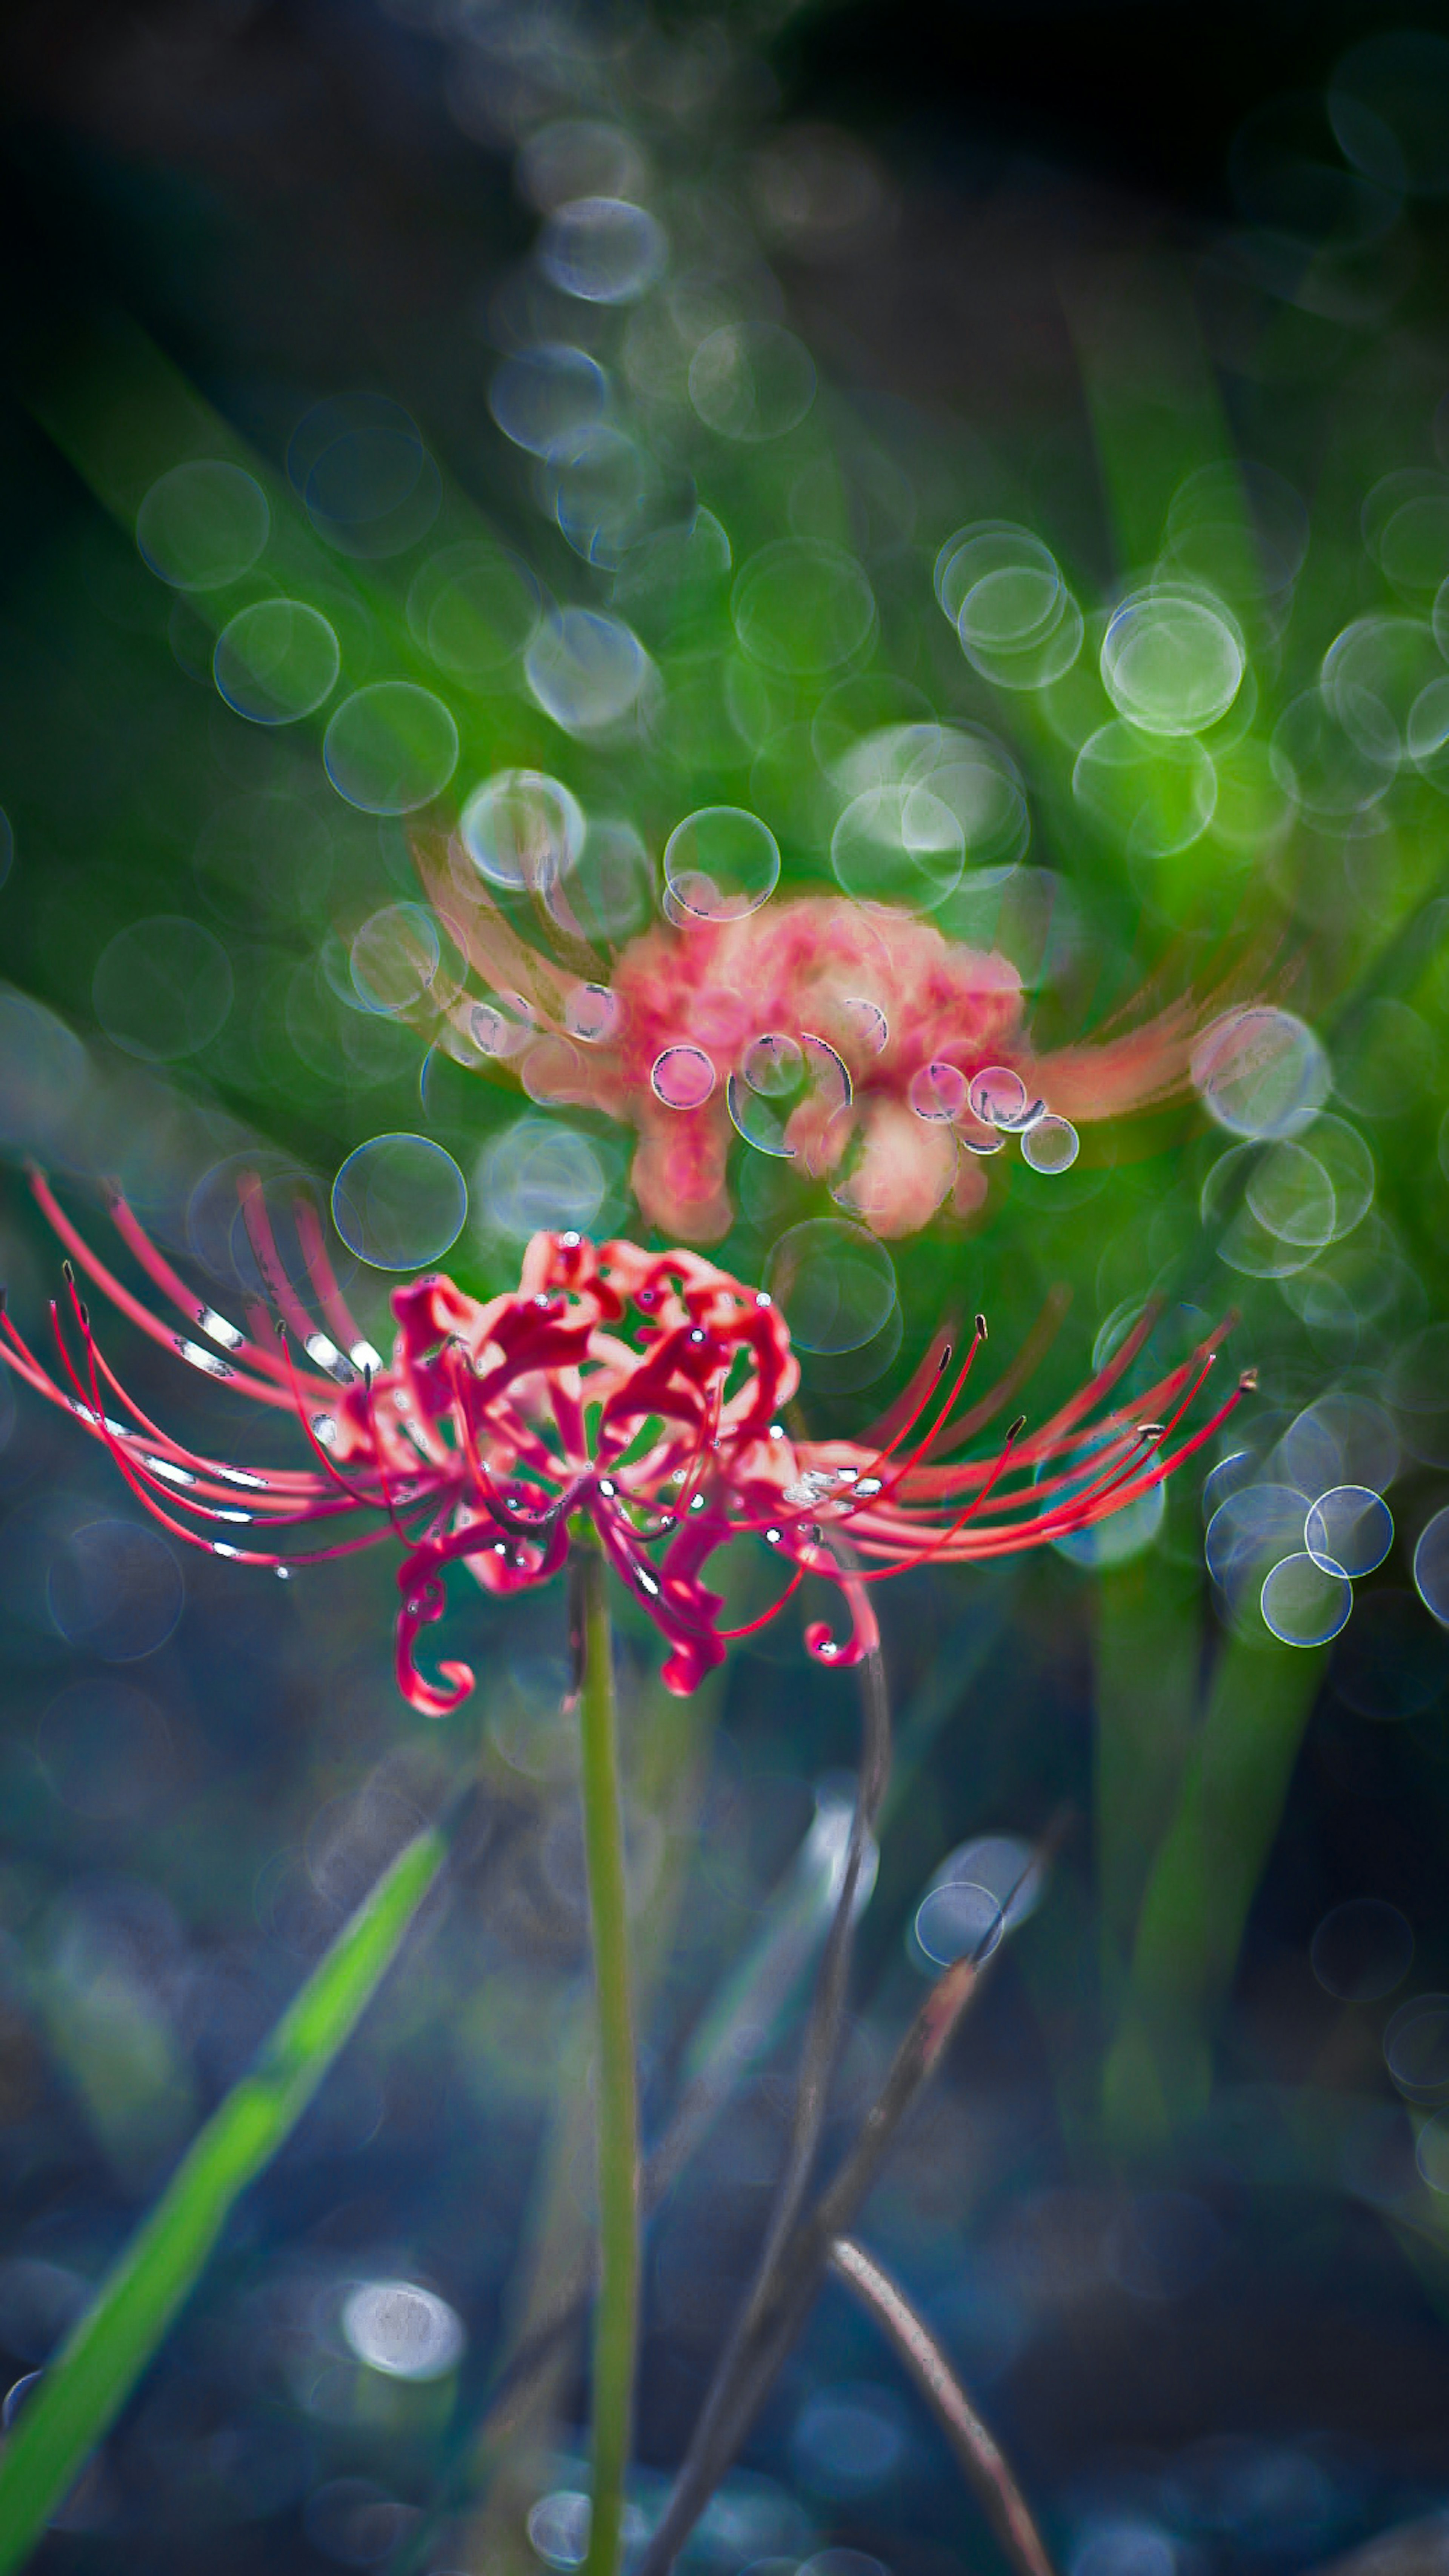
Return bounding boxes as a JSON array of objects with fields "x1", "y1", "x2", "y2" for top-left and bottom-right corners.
[{"x1": 572, "y1": 1539, "x2": 640, "y2": 2576}]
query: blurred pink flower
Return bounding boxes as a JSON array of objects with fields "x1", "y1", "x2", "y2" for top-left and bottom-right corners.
[
  {"x1": 416, "y1": 835, "x2": 1229, "y2": 1243},
  {"x1": 10, "y1": 1173, "x2": 1249, "y2": 1710}
]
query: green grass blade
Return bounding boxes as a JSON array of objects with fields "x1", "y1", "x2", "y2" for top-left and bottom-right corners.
[
  {"x1": 0, "y1": 1824, "x2": 446, "y2": 2574},
  {"x1": 1103, "y1": 1636, "x2": 1326, "y2": 2141}
]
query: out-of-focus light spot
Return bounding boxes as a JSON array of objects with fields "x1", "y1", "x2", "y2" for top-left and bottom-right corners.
[
  {"x1": 1023, "y1": 1115, "x2": 1080, "y2": 1173},
  {"x1": 791, "y1": 2383, "x2": 909, "y2": 2496},
  {"x1": 351, "y1": 901, "x2": 462, "y2": 1018},
  {"x1": 525, "y1": 609, "x2": 648, "y2": 732},
  {"x1": 1166, "y1": 460, "x2": 1309, "y2": 602},
  {"x1": 213, "y1": 600, "x2": 340, "y2": 726},
  {"x1": 1207, "y1": 1484, "x2": 1311, "y2": 1607},
  {"x1": 728, "y1": 1032, "x2": 849, "y2": 1157},
  {"x1": 526, "y1": 2490, "x2": 648, "y2": 2570},
  {"x1": 1192, "y1": 1007, "x2": 1330, "y2": 1138},
  {"x1": 1386, "y1": 1993, "x2": 1449, "y2": 2097},
  {"x1": 475, "y1": 1118, "x2": 606, "y2": 1243},
  {"x1": 340, "y1": 2279, "x2": 464, "y2": 2381},
  {"x1": 92, "y1": 915, "x2": 233, "y2": 1062},
  {"x1": 650, "y1": 1044, "x2": 716, "y2": 1110},
  {"x1": 289, "y1": 394, "x2": 440, "y2": 558},
  {"x1": 914, "y1": 1880, "x2": 1005, "y2": 1968},
  {"x1": 302, "y1": 2478, "x2": 418, "y2": 2567},
  {"x1": 831, "y1": 784, "x2": 964, "y2": 910},
  {"x1": 517, "y1": 119, "x2": 648, "y2": 215},
  {"x1": 1305, "y1": 1486, "x2": 1393, "y2": 1578},
  {"x1": 1101, "y1": 586, "x2": 1245, "y2": 735},
  {"x1": 1415, "y1": 1506, "x2": 1449, "y2": 1625},
  {"x1": 565, "y1": 982, "x2": 618, "y2": 1042},
  {"x1": 136, "y1": 460, "x2": 269, "y2": 590},
  {"x1": 663, "y1": 805, "x2": 780, "y2": 921},
  {"x1": 1240, "y1": 1140, "x2": 1335, "y2": 1252},
  {"x1": 332, "y1": 1133, "x2": 467, "y2": 1270},
  {"x1": 538, "y1": 196, "x2": 666, "y2": 303},
  {"x1": 732, "y1": 540, "x2": 876, "y2": 677},
  {"x1": 750, "y1": 121, "x2": 888, "y2": 251},
  {"x1": 937, "y1": 521, "x2": 1083, "y2": 689},
  {"x1": 689, "y1": 322, "x2": 816, "y2": 442},
  {"x1": 1417, "y1": 2112, "x2": 1449, "y2": 2193},
  {"x1": 546, "y1": 814, "x2": 652, "y2": 945},
  {"x1": 1312, "y1": 1898, "x2": 1414, "y2": 2001},
  {"x1": 764, "y1": 1220, "x2": 896, "y2": 1355},
  {"x1": 1322, "y1": 614, "x2": 1440, "y2": 761},
  {"x1": 1334, "y1": 997, "x2": 1437, "y2": 1120},
  {"x1": 489, "y1": 343, "x2": 609, "y2": 456},
  {"x1": 407, "y1": 541, "x2": 542, "y2": 678},
  {"x1": 1388, "y1": 1324, "x2": 1449, "y2": 1468},
  {"x1": 462, "y1": 770, "x2": 584, "y2": 896},
  {"x1": 323, "y1": 684, "x2": 458, "y2": 814},
  {"x1": 548, "y1": 423, "x2": 680, "y2": 568},
  {"x1": 1073, "y1": 724, "x2": 1217, "y2": 856},
  {"x1": 1330, "y1": 32, "x2": 1449, "y2": 198},
  {"x1": 1261, "y1": 1552, "x2": 1353, "y2": 1647},
  {"x1": 48, "y1": 1521, "x2": 184, "y2": 1661},
  {"x1": 1071, "y1": 2520, "x2": 1177, "y2": 2576},
  {"x1": 1271, "y1": 687, "x2": 1395, "y2": 817}
]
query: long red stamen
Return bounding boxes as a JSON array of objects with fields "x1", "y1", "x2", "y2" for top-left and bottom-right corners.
[
  {"x1": 841, "y1": 1415, "x2": 1029, "y2": 1585},
  {"x1": 239, "y1": 1173, "x2": 331, "y2": 1357},
  {"x1": 293, "y1": 1196, "x2": 369, "y2": 1363},
  {"x1": 28, "y1": 1173, "x2": 295, "y2": 1409},
  {"x1": 104, "y1": 1186, "x2": 290, "y2": 1387}
]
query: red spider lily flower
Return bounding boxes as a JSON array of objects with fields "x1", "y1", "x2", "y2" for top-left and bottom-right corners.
[
  {"x1": 414, "y1": 840, "x2": 1244, "y2": 1245},
  {"x1": 5, "y1": 1172, "x2": 1252, "y2": 1713}
]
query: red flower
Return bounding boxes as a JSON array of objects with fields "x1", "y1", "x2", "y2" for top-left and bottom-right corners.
[
  {"x1": 6, "y1": 1172, "x2": 1251, "y2": 1712},
  {"x1": 415, "y1": 840, "x2": 1240, "y2": 1244}
]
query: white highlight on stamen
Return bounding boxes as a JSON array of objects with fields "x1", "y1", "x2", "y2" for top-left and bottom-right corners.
[
  {"x1": 305, "y1": 1331, "x2": 351, "y2": 1381},
  {"x1": 855, "y1": 1477, "x2": 882, "y2": 1497},
  {"x1": 214, "y1": 1541, "x2": 243, "y2": 1560},
  {"x1": 145, "y1": 1456, "x2": 197, "y2": 1487},
  {"x1": 198, "y1": 1306, "x2": 245, "y2": 1352},
  {"x1": 175, "y1": 1337, "x2": 234, "y2": 1380},
  {"x1": 634, "y1": 1565, "x2": 661, "y2": 1598},
  {"x1": 311, "y1": 1414, "x2": 339, "y2": 1448},
  {"x1": 351, "y1": 1340, "x2": 385, "y2": 1375},
  {"x1": 218, "y1": 1466, "x2": 268, "y2": 1490}
]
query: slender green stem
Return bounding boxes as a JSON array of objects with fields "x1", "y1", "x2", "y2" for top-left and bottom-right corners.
[{"x1": 575, "y1": 1543, "x2": 640, "y2": 2576}]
